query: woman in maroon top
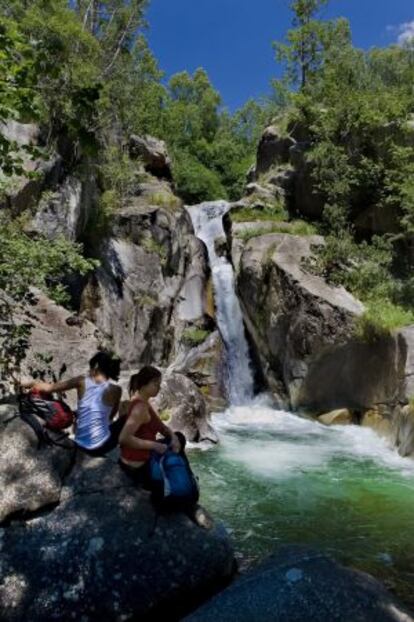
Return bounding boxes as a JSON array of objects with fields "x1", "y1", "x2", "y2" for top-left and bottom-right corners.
[{"x1": 119, "y1": 366, "x2": 180, "y2": 487}]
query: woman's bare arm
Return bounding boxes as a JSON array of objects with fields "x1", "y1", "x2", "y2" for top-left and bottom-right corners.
[{"x1": 21, "y1": 376, "x2": 84, "y2": 395}]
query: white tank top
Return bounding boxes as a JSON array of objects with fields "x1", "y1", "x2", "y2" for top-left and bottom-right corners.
[{"x1": 75, "y1": 377, "x2": 114, "y2": 450}]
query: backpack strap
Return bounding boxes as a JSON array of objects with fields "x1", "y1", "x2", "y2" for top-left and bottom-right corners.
[
  {"x1": 158, "y1": 454, "x2": 171, "y2": 497},
  {"x1": 18, "y1": 394, "x2": 50, "y2": 449}
]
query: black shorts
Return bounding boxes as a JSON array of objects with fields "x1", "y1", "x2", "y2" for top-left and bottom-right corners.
[
  {"x1": 118, "y1": 458, "x2": 152, "y2": 490},
  {"x1": 78, "y1": 418, "x2": 125, "y2": 457}
]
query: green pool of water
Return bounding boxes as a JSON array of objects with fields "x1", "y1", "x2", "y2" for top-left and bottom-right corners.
[{"x1": 189, "y1": 403, "x2": 414, "y2": 606}]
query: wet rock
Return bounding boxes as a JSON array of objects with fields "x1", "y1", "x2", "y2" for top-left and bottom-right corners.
[
  {"x1": 361, "y1": 407, "x2": 392, "y2": 438},
  {"x1": 170, "y1": 331, "x2": 227, "y2": 412},
  {"x1": 175, "y1": 237, "x2": 208, "y2": 323},
  {"x1": 318, "y1": 409, "x2": 353, "y2": 426},
  {"x1": 394, "y1": 405, "x2": 414, "y2": 458},
  {"x1": 185, "y1": 546, "x2": 414, "y2": 622},
  {"x1": 399, "y1": 326, "x2": 414, "y2": 398}
]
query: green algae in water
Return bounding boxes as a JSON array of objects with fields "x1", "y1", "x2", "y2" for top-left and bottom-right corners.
[{"x1": 189, "y1": 404, "x2": 414, "y2": 607}]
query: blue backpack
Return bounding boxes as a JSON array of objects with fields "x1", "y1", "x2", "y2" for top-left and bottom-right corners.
[{"x1": 149, "y1": 447, "x2": 199, "y2": 512}]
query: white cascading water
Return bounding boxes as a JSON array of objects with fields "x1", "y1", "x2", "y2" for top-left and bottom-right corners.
[{"x1": 187, "y1": 200, "x2": 254, "y2": 405}]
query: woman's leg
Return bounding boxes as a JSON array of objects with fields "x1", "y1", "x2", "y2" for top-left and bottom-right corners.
[
  {"x1": 118, "y1": 459, "x2": 152, "y2": 489},
  {"x1": 186, "y1": 504, "x2": 214, "y2": 529}
]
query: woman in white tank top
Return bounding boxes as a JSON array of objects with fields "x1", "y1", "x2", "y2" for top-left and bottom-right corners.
[{"x1": 22, "y1": 352, "x2": 123, "y2": 456}]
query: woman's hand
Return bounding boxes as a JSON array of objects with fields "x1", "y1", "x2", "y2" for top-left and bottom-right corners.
[{"x1": 19, "y1": 378, "x2": 35, "y2": 390}]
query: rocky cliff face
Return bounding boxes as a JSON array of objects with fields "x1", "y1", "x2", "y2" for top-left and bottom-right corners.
[
  {"x1": 228, "y1": 122, "x2": 414, "y2": 456},
  {"x1": 247, "y1": 116, "x2": 414, "y2": 235},
  {"x1": 234, "y1": 230, "x2": 414, "y2": 419},
  {"x1": 2, "y1": 121, "x2": 225, "y2": 403}
]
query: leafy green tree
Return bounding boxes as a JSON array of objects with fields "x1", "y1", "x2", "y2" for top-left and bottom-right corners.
[
  {"x1": 0, "y1": 19, "x2": 38, "y2": 175},
  {"x1": 171, "y1": 150, "x2": 226, "y2": 204},
  {"x1": 73, "y1": 0, "x2": 148, "y2": 75},
  {"x1": 274, "y1": 0, "x2": 351, "y2": 91},
  {"x1": 102, "y1": 35, "x2": 166, "y2": 137}
]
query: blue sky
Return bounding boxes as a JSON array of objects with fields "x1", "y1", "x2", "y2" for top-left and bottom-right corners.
[{"x1": 145, "y1": 0, "x2": 414, "y2": 111}]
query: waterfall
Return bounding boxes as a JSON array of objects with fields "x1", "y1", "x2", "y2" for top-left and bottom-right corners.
[{"x1": 187, "y1": 200, "x2": 254, "y2": 405}]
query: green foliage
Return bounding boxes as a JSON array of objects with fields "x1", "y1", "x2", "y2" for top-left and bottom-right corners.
[
  {"x1": 0, "y1": 19, "x2": 39, "y2": 176},
  {"x1": 272, "y1": 0, "x2": 414, "y2": 331},
  {"x1": 99, "y1": 145, "x2": 141, "y2": 207},
  {"x1": 171, "y1": 149, "x2": 227, "y2": 204},
  {"x1": 307, "y1": 232, "x2": 414, "y2": 332},
  {"x1": 100, "y1": 34, "x2": 166, "y2": 137},
  {"x1": 21, "y1": 2, "x2": 101, "y2": 144},
  {"x1": 141, "y1": 236, "x2": 167, "y2": 264},
  {"x1": 182, "y1": 327, "x2": 211, "y2": 347},
  {"x1": 146, "y1": 191, "x2": 181, "y2": 209},
  {"x1": 0, "y1": 4, "x2": 272, "y2": 204},
  {"x1": 0, "y1": 220, "x2": 97, "y2": 305},
  {"x1": 236, "y1": 220, "x2": 317, "y2": 242},
  {"x1": 231, "y1": 202, "x2": 288, "y2": 223},
  {"x1": 0, "y1": 218, "x2": 97, "y2": 381},
  {"x1": 354, "y1": 302, "x2": 414, "y2": 343},
  {"x1": 273, "y1": 0, "x2": 350, "y2": 92},
  {"x1": 159, "y1": 71, "x2": 274, "y2": 202}
]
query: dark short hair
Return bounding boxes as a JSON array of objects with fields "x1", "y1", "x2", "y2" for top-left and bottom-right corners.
[
  {"x1": 129, "y1": 366, "x2": 161, "y2": 396},
  {"x1": 89, "y1": 351, "x2": 121, "y2": 381}
]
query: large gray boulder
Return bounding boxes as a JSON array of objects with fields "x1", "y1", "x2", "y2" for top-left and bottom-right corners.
[
  {"x1": 254, "y1": 125, "x2": 295, "y2": 177},
  {"x1": 0, "y1": 453, "x2": 234, "y2": 621},
  {"x1": 236, "y1": 232, "x2": 400, "y2": 410},
  {"x1": 170, "y1": 331, "x2": 227, "y2": 412},
  {"x1": 248, "y1": 124, "x2": 324, "y2": 219},
  {"x1": 153, "y1": 371, "x2": 218, "y2": 443},
  {"x1": 0, "y1": 416, "x2": 75, "y2": 523},
  {"x1": 399, "y1": 325, "x2": 414, "y2": 398},
  {"x1": 175, "y1": 236, "x2": 208, "y2": 323},
  {"x1": 129, "y1": 134, "x2": 172, "y2": 180},
  {"x1": 235, "y1": 232, "x2": 414, "y2": 417},
  {"x1": 185, "y1": 546, "x2": 413, "y2": 622},
  {"x1": 393, "y1": 404, "x2": 414, "y2": 458}
]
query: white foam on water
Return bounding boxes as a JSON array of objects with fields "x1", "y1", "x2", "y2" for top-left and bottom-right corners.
[{"x1": 209, "y1": 404, "x2": 414, "y2": 480}]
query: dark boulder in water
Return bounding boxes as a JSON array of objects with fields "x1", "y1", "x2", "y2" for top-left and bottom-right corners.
[{"x1": 185, "y1": 545, "x2": 414, "y2": 622}]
